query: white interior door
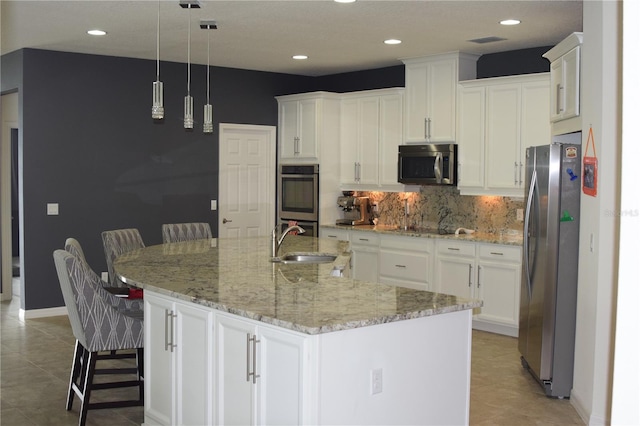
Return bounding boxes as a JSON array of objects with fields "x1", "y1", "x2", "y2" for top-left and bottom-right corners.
[{"x1": 218, "y1": 124, "x2": 276, "y2": 238}]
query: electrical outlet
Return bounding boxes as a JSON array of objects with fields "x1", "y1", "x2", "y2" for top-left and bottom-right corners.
[
  {"x1": 371, "y1": 368, "x2": 383, "y2": 395},
  {"x1": 516, "y1": 209, "x2": 524, "y2": 221},
  {"x1": 47, "y1": 203, "x2": 59, "y2": 215},
  {"x1": 101, "y1": 272, "x2": 109, "y2": 282}
]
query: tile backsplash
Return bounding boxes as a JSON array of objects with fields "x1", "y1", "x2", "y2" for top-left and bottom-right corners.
[{"x1": 359, "y1": 187, "x2": 525, "y2": 234}]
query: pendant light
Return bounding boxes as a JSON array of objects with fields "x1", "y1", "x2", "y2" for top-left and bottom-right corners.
[
  {"x1": 180, "y1": 1, "x2": 200, "y2": 129},
  {"x1": 151, "y1": 0, "x2": 164, "y2": 120},
  {"x1": 201, "y1": 20, "x2": 217, "y2": 134}
]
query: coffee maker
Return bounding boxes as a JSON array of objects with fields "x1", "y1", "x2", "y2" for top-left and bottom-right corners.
[{"x1": 336, "y1": 193, "x2": 371, "y2": 226}]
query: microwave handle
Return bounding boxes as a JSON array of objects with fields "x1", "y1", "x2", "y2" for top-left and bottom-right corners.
[{"x1": 434, "y1": 152, "x2": 443, "y2": 183}]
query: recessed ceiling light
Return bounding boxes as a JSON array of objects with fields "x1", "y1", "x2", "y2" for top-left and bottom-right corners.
[
  {"x1": 384, "y1": 39, "x2": 402, "y2": 45},
  {"x1": 500, "y1": 19, "x2": 521, "y2": 26},
  {"x1": 87, "y1": 29, "x2": 107, "y2": 36},
  {"x1": 293, "y1": 55, "x2": 308, "y2": 60},
  {"x1": 334, "y1": 0, "x2": 356, "y2": 3}
]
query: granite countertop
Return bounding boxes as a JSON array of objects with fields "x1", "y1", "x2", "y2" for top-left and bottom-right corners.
[
  {"x1": 114, "y1": 236, "x2": 481, "y2": 335},
  {"x1": 322, "y1": 223, "x2": 524, "y2": 246}
]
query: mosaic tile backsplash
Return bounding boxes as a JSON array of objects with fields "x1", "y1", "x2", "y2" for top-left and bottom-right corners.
[{"x1": 358, "y1": 187, "x2": 525, "y2": 234}]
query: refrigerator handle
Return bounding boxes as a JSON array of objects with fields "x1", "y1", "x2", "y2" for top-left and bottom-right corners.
[{"x1": 523, "y1": 169, "x2": 537, "y2": 300}]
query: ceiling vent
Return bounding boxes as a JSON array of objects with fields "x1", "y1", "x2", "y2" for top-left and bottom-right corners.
[{"x1": 468, "y1": 36, "x2": 507, "y2": 44}]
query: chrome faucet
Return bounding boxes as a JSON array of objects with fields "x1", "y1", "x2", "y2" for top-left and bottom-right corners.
[{"x1": 271, "y1": 225, "x2": 305, "y2": 257}]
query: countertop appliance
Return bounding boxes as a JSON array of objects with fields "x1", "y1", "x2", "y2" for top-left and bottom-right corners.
[
  {"x1": 519, "y1": 136, "x2": 581, "y2": 398},
  {"x1": 278, "y1": 164, "x2": 319, "y2": 236},
  {"x1": 336, "y1": 195, "x2": 371, "y2": 226},
  {"x1": 398, "y1": 143, "x2": 457, "y2": 185}
]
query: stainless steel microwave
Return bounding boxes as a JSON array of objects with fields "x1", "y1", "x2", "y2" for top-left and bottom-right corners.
[{"x1": 397, "y1": 144, "x2": 458, "y2": 185}]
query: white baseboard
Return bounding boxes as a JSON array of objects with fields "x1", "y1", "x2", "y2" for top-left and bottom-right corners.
[
  {"x1": 472, "y1": 319, "x2": 518, "y2": 337},
  {"x1": 571, "y1": 387, "x2": 609, "y2": 425},
  {"x1": 19, "y1": 306, "x2": 68, "y2": 320}
]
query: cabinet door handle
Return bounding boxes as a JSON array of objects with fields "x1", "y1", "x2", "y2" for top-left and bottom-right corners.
[
  {"x1": 327, "y1": 234, "x2": 337, "y2": 238},
  {"x1": 246, "y1": 333, "x2": 251, "y2": 382},
  {"x1": 477, "y1": 265, "x2": 481, "y2": 288},
  {"x1": 556, "y1": 84, "x2": 564, "y2": 114},
  {"x1": 293, "y1": 137, "x2": 300, "y2": 155},
  {"x1": 447, "y1": 247, "x2": 460, "y2": 251},
  {"x1": 354, "y1": 162, "x2": 358, "y2": 182},
  {"x1": 394, "y1": 264, "x2": 406, "y2": 268},
  {"x1": 519, "y1": 162, "x2": 523, "y2": 186},
  {"x1": 514, "y1": 162, "x2": 518, "y2": 185},
  {"x1": 165, "y1": 310, "x2": 176, "y2": 352},
  {"x1": 247, "y1": 334, "x2": 260, "y2": 384},
  {"x1": 359, "y1": 238, "x2": 369, "y2": 242},
  {"x1": 490, "y1": 252, "x2": 504, "y2": 256},
  {"x1": 252, "y1": 335, "x2": 260, "y2": 384},
  {"x1": 424, "y1": 117, "x2": 432, "y2": 141},
  {"x1": 468, "y1": 264, "x2": 472, "y2": 287}
]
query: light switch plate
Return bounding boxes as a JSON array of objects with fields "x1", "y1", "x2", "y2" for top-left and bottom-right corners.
[
  {"x1": 47, "y1": 203, "x2": 59, "y2": 215},
  {"x1": 516, "y1": 209, "x2": 524, "y2": 221},
  {"x1": 211, "y1": 200, "x2": 217, "y2": 211}
]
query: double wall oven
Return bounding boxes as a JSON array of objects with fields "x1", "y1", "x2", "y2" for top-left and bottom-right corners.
[{"x1": 277, "y1": 164, "x2": 319, "y2": 237}]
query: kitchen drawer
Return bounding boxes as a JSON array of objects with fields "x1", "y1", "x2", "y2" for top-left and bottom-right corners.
[
  {"x1": 379, "y1": 250, "x2": 429, "y2": 282},
  {"x1": 478, "y1": 244, "x2": 521, "y2": 262},
  {"x1": 380, "y1": 234, "x2": 434, "y2": 252},
  {"x1": 350, "y1": 231, "x2": 380, "y2": 247},
  {"x1": 320, "y1": 228, "x2": 350, "y2": 242},
  {"x1": 436, "y1": 240, "x2": 476, "y2": 257}
]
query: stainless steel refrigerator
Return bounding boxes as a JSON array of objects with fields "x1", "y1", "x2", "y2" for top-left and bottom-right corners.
[{"x1": 519, "y1": 136, "x2": 581, "y2": 398}]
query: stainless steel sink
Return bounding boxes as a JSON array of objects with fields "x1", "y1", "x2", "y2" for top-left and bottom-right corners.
[{"x1": 271, "y1": 253, "x2": 337, "y2": 264}]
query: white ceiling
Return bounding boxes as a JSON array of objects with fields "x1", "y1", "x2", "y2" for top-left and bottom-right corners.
[{"x1": 1, "y1": 0, "x2": 583, "y2": 77}]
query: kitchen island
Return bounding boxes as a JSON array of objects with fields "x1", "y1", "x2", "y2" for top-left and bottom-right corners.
[{"x1": 115, "y1": 236, "x2": 482, "y2": 426}]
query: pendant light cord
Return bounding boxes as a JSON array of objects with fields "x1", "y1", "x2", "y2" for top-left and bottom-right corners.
[
  {"x1": 156, "y1": 0, "x2": 160, "y2": 81},
  {"x1": 187, "y1": 7, "x2": 191, "y2": 95},
  {"x1": 207, "y1": 31, "x2": 210, "y2": 104}
]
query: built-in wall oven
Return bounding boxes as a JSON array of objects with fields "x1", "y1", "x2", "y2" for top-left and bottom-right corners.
[{"x1": 278, "y1": 164, "x2": 319, "y2": 237}]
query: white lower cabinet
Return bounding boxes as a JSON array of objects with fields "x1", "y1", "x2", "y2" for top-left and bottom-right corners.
[
  {"x1": 435, "y1": 240, "x2": 477, "y2": 299},
  {"x1": 144, "y1": 292, "x2": 214, "y2": 426},
  {"x1": 379, "y1": 235, "x2": 433, "y2": 291},
  {"x1": 435, "y1": 240, "x2": 522, "y2": 337},
  {"x1": 350, "y1": 231, "x2": 380, "y2": 283},
  {"x1": 215, "y1": 312, "x2": 309, "y2": 426},
  {"x1": 319, "y1": 227, "x2": 350, "y2": 242},
  {"x1": 474, "y1": 244, "x2": 522, "y2": 336}
]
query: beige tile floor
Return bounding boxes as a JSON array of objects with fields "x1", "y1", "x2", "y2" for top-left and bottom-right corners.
[{"x1": 2, "y1": 278, "x2": 583, "y2": 425}]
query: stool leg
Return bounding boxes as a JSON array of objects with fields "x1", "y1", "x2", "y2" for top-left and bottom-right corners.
[
  {"x1": 78, "y1": 351, "x2": 97, "y2": 426},
  {"x1": 66, "y1": 340, "x2": 83, "y2": 411},
  {"x1": 136, "y1": 348, "x2": 144, "y2": 402}
]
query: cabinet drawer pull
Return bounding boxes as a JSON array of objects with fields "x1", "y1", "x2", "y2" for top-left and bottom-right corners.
[
  {"x1": 394, "y1": 264, "x2": 407, "y2": 268},
  {"x1": 359, "y1": 238, "x2": 369, "y2": 242},
  {"x1": 490, "y1": 252, "x2": 504, "y2": 256},
  {"x1": 447, "y1": 247, "x2": 460, "y2": 251}
]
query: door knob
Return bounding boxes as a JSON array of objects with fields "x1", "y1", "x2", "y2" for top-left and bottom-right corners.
[{"x1": 223, "y1": 218, "x2": 232, "y2": 224}]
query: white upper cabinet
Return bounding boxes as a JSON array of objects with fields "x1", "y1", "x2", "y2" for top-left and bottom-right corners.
[
  {"x1": 339, "y1": 88, "x2": 411, "y2": 191},
  {"x1": 457, "y1": 73, "x2": 550, "y2": 196},
  {"x1": 403, "y1": 53, "x2": 478, "y2": 143},
  {"x1": 276, "y1": 92, "x2": 341, "y2": 164},
  {"x1": 543, "y1": 32, "x2": 583, "y2": 135}
]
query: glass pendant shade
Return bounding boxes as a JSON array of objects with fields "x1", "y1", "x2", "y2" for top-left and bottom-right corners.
[
  {"x1": 203, "y1": 104, "x2": 213, "y2": 133},
  {"x1": 152, "y1": 81, "x2": 164, "y2": 119},
  {"x1": 184, "y1": 95, "x2": 194, "y2": 129}
]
